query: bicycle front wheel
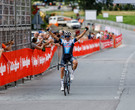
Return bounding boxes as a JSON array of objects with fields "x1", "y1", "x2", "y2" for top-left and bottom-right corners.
[
  {"x1": 63, "y1": 70, "x2": 67, "y2": 96},
  {"x1": 67, "y1": 71, "x2": 70, "y2": 94}
]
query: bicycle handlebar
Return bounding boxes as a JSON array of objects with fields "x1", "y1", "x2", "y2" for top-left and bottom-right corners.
[{"x1": 57, "y1": 63, "x2": 73, "y2": 70}]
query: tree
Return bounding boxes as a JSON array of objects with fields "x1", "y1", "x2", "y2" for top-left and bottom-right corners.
[
  {"x1": 118, "y1": 4, "x2": 122, "y2": 11},
  {"x1": 79, "y1": 0, "x2": 102, "y2": 15},
  {"x1": 109, "y1": 5, "x2": 113, "y2": 11},
  {"x1": 103, "y1": 5, "x2": 107, "y2": 10},
  {"x1": 101, "y1": 0, "x2": 106, "y2": 5},
  {"x1": 106, "y1": 0, "x2": 113, "y2": 8},
  {"x1": 129, "y1": 4, "x2": 134, "y2": 10},
  {"x1": 65, "y1": 0, "x2": 78, "y2": 11},
  {"x1": 114, "y1": 5, "x2": 118, "y2": 11},
  {"x1": 124, "y1": 4, "x2": 129, "y2": 11},
  {"x1": 99, "y1": 0, "x2": 113, "y2": 10}
]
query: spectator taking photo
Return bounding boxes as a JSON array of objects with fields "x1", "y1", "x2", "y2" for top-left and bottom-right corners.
[{"x1": 31, "y1": 37, "x2": 51, "y2": 51}]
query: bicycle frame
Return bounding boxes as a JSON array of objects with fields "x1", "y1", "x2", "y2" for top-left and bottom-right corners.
[{"x1": 58, "y1": 62, "x2": 72, "y2": 96}]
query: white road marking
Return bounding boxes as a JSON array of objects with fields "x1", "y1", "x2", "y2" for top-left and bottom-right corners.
[{"x1": 115, "y1": 51, "x2": 135, "y2": 99}]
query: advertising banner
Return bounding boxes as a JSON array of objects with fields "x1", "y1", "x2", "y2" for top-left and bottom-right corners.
[
  {"x1": 100, "y1": 40, "x2": 113, "y2": 49},
  {"x1": 0, "y1": 46, "x2": 57, "y2": 86},
  {"x1": 73, "y1": 39, "x2": 100, "y2": 57},
  {"x1": 115, "y1": 34, "x2": 122, "y2": 48}
]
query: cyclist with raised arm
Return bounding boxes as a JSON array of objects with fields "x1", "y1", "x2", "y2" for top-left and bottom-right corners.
[{"x1": 47, "y1": 27, "x2": 89, "y2": 91}]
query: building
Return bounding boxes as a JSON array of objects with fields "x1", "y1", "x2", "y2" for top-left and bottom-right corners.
[{"x1": 0, "y1": 0, "x2": 31, "y2": 50}]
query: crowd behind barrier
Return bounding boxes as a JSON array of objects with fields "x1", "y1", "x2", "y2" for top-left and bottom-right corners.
[{"x1": 0, "y1": 28, "x2": 122, "y2": 87}]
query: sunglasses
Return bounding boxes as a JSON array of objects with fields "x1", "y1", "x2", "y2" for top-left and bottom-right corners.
[{"x1": 65, "y1": 36, "x2": 70, "y2": 38}]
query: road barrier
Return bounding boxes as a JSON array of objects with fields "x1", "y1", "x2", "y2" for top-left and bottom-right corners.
[
  {"x1": 73, "y1": 39, "x2": 100, "y2": 57},
  {"x1": 114, "y1": 34, "x2": 122, "y2": 48},
  {"x1": 84, "y1": 19, "x2": 135, "y2": 31},
  {"x1": 100, "y1": 39, "x2": 114, "y2": 49},
  {"x1": 0, "y1": 35, "x2": 122, "y2": 87},
  {"x1": 0, "y1": 46, "x2": 57, "y2": 86}
]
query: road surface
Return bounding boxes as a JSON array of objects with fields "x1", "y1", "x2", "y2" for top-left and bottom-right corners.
[{"x1": 0, "y1": 28, "x2": 135, "y2": 110}]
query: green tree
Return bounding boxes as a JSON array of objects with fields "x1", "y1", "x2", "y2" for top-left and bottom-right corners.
[
  {"x1": 133, "y1": 5, "x2": 135, "y2": 10},
  {"x1": 118, "y1": 4, "x2": 122, "y2": 11},
  {"x1": 78, "y1": 0, "x2": 102, "y2": 15},
  {"x1": 113, "y1": 5, "x2": 118, "y2": 11},
  {"x1": 100, "y1": 0, "x2": 113, "y2": 10},
  {"x1": 103, "y1": 5, "x2": 107, "y2": 10},
  {"x1": 109, "y1": 5, "x2": 113, "y2": 11},
  {"x1": 106, "y1": 0, "x2": 113, "y2": 8},
  {"x1": 65, "y1": 0, "x2": 78, "y2": 10},
  {"x1": 124, "y1": 4, "x2": 129, "y2": 11},
  {"x1": 129, "y1": 4, "x2": 134, "y2": 10}
]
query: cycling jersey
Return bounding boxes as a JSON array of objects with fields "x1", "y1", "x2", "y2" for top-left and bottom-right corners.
[{"x1": 59, "y1": 38, "x2": 77, "y2": 55}]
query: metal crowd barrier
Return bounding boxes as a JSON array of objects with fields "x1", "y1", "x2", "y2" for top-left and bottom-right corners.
[
  {"x1": 0, "y1": 47, "x2": 61, "y2": 90},
  {"x1": 85, "y1": 19, "x2": 135, "y2": 31}
]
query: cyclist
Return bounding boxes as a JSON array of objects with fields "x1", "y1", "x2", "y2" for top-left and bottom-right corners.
[{"x1": 47, "y1": 27, "x2": 89, "y2": 91}]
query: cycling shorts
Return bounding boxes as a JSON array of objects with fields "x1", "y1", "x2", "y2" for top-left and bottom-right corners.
[{"x1": 61, "y1": 54, "x2": 76, "y2": 67}]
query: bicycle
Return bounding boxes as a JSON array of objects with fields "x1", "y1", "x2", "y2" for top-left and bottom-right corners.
[{"x1": 58, "y1": 61, "x2": 73, "y2": 96}]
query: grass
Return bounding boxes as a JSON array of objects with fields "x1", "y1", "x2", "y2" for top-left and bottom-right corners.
[
  {"x1": 97, "y1": 14, "x2": 135, "y2": 25},
  {"x1": 101, "y1": 11, "x2": 135, "y2": 16},
  {"x1": 46, "y1": 10, "x2": 135, "y2": 25},
  {"x1": 98, "y1": 11, "x2": 135, "y2": 25}
]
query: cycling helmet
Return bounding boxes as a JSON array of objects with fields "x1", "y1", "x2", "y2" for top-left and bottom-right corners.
[{"x1": 64, "y1": 31, "x2": 71, "y2": 38}]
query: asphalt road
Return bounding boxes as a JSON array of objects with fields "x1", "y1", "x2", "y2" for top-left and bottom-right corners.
[{"x1": 0, "y1": 28, "x2": 135, "y2": 110}]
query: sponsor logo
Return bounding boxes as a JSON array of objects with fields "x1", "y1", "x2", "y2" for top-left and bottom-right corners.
[
  {"x1": 21, "y1": 57, "x2": 30, "y2": 68},
  {"x1": 0, "y1": 63, "x2": 6, "y2": 76},
  {"x1": 10, "y1": 59, "x2": 20, "y2": 72}
]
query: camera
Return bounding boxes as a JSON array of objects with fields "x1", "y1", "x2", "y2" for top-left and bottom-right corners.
[
  {"x1": 42, "y1": 47, "x2": 45, "y2": 52},
  {"x1": 42, "y1": 40, "x2": 46, "y2": 43}
]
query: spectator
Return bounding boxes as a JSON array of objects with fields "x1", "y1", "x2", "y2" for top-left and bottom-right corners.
[
  {"x1": 104, "y1": 30, "x2": 110, "y2": 40},
  {"x1": 43, "y1": 33, "x2": 48, "y2": 41},
  {"x1": 75, "y1": 30, "x2": 80, "y2": 37},
  {"x1": 91, "y1": 33, "x2": 95, "y2": 39},
  {"x1": 78, "y1": 19, "x2": 84, "y2": 25},
  {"x1": 106, "y1": 32, "x2": 110, "y2": 39},
  {"x1": 100, "y1": 32, "x2": 104, "y2": 40},
  {"x1": 31, "y1": 37, "x2": 51, "y2": 51},
  {"x1": 112, "y1": 33, "x2": 116, "y2": 39},
  {"x1": 53, "y1": 31, "x2": 61, "y2": 47},
  {"x1": 109, "y1": 33, "x2": 113, "y2": 40},
  {"x1": 88, "y1": 32, "x2": 92, "y2": 40},
  {"x1": 92, "y1": 23, "x2": 95, "y2": 31},
  {"x1": 43, "y1": 33, "x2": 54, "y2": 45},
  {"x1": 0, "y1": 48, "x2": 4, "y2": 58},
  {"x1": 31, "y1": 32, "x2": 39, "y2": 41},
  {"x1": 39, "y1": 28, "x2": 45, "y2": 34},
  {"x1": 58, "y1": 5, "x2": 61, "y2": 10},
  {"x1": 2, "y1": 40, "x2": 14, "y2": 51},
  {"x1": 38, "y1": 33, "x2": 44, "y2": 40},
  {"x1": 0, "y1": 40, "x2": 14, "y2": 57},
  {"x1": 59, "y1": 30, "x2": 64, "y2": 39},
  {"x1": 76, "y1": 13, "x2": 80, "y2": 20},
  {"x1": 96, "y1": 32, "x2": 102, "y2": 39}
]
